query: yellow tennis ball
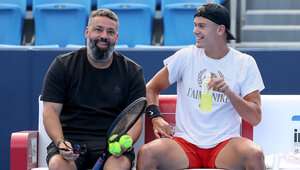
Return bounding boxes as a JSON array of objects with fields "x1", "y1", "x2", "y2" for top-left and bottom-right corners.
[
  {"x1": 119, "y1": 135, "x2": 133, "y2": 149},
  {"x1": 108, "y1": 142, "x2": 121, "y2": 154},
  {"x1": 108, "y1": 134, "x2": 118, "y2": 144}
]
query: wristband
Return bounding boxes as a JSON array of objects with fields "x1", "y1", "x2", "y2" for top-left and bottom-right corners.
[
  {"x1": 146, "y1": 104, "x2": 163, "y2": 121},
  {"x1": 56, "y1": 137, "x2": 67, "y2": 148}
]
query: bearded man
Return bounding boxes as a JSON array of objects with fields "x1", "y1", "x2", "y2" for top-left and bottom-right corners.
[{"x1": 41, "y1": 9, "x2": 146, "y2": 170}]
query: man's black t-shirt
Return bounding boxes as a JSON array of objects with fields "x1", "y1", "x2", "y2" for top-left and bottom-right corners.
[{"x1": 41, "y1": 47, "x2": 146, "y2": 142}]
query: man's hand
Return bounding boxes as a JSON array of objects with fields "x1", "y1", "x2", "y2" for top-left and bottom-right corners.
[
  {"x1": 112, "y1": 145, "x2": 132, "y2": 158},
  {"x1": 209, "y1": 77, "x2": 234, "y2": 97},
  {"x1": 151, "y1": 117, "x2": 174, "y2": 139},
  {"x1": 58, "y1": 140, "x2": 79, "y2": 162}
]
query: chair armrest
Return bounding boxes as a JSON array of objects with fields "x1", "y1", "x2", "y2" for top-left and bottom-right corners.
[
  {"x1": 10, "y1": 131, "x2": 38, "y2": 170},
  {"x1": 241, "y1": 120, "x2": 253, "y2": 140}
]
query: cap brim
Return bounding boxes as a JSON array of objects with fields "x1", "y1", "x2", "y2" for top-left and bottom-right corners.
[{"x1": 226, "y1": 29, "x2": 235, "y2": 40}]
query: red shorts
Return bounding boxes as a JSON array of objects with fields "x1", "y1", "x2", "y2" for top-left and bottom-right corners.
[{"x1": 172, "y1": 137, "x2": 231, "y2": 168}]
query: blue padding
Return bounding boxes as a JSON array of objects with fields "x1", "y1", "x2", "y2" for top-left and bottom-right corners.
[
  {"x1": 97, "y1": 0, "x2": 156, "y2": 18},
  {"x1": 0, "y1": 44, "x2": 59, "y2": 48},
  {"x1": 161, "y1": 0, "x2": 221, "y2": 14},
  {"x1": 292, "y1": 116, "x2": 300, "y2": 121},
  {"x1": 135, "y1": 44, "x2": 189, "y2": 50},
  {"x1": 101, "y1": 3, "x2": 153, "y2": 47},
  {"x1": 163, "y1": 3, "x2": 203, "y2": 45},
  {"x1": 0, "y1": 0, "x2": 27, "y2": 17},
  {"x1": 33, "y1": 0, "x2": 91, "y2": 14},
  {"x1": 0, "y1": 5, "x2": 23, "y2": 45},
  {"x1": 66, "y1": 44, "x2": 128, "y2": 49},
  {"x1": 33, "y1": 4, "x2": 89, "y2": 47}
]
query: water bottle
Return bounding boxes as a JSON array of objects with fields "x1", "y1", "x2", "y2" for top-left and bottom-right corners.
[{"x1": 200, "y1": 72, "x2": 213, "y2": 111}]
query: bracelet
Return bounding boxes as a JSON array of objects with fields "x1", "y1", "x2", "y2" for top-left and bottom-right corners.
[
  {"x1": 146, "y1": 104, "x2": 163, "y2": 121},
  {"x1": 56, "y1": 137, "x2": 67, "y2": 148}
]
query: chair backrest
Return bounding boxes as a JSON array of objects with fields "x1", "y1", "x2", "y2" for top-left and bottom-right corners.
[
  {"x1": 145, "y1": 95, "x2": 253, "y2": 143},
  {"x1": 97, "y1": 0, "x2": 156, "y2": 18},
  {"x1": 33, "y1": 0, "x2": 91, "y2": 47},
  {"x1": 33, "y1": 0, "x2": 91, "y2": 14},
  {"x1": 161, "y1": 0, "x2": 221, "y2": 45},
  {"x1": 0, "y1": 44, "x2": 59, "y2": 49},
  {"x1": 66, "y1": 44, "x2": 129, "y2": 49},
  {"x1": 161, "y1": 0, "x2": 207, "y2": 14},
  {"x1": 0, "y1": 0, "x2": 27, "y2": 16},
  {"x1": 0, "y1": 0, "x2": 27, "y2": 45},
  {"x1": 97, "y1": 2, "x2": 153, "y2": 47}
]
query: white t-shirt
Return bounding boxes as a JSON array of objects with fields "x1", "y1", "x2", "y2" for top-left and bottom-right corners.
[{"x1": 164, "y1": 45, "x2": 265, "y2": 148}]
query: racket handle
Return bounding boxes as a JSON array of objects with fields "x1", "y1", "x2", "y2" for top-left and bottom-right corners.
[{"x1": 92, "y1": 156, "x2": 105, "y2": 170}]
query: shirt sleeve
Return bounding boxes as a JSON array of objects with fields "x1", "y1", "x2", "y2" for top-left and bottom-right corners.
[
  {"x1": 240, "y1": 55, "x2": 265, "y2": 97},
  {"x1": 127, "y1": 64, "x2": 146, "y2": 105},
  {"x1": 40, "y1": 57, "x2": 66, "y2": 103},
  {"x1": 164, "y1": 48, "x2": 187, "y2": 85}
]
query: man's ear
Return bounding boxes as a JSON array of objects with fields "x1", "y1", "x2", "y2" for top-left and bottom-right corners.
[
  {"x1": 216, "y1": 25, "x2": 226, "y2": 36},
  {"x1": 85, "y1": 27, "x2": 89, "y2": 39}
]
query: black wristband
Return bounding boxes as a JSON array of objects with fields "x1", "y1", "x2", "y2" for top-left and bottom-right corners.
[{"x1": 146, "y1": 104, "x2": 163, "y2": 121}]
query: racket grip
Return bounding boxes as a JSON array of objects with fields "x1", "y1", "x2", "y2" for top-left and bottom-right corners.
[{"x1": 92, "y1": 156, "x2": 104, "y2": 170}]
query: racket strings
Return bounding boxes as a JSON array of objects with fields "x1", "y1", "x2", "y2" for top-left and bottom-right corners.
[{"x1": 110, "y1": 101, "x2": 146, "y2": 137}]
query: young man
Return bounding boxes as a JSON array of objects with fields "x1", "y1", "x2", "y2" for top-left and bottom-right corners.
[
  {"x1": 41, "y1": 9, "x2": 146, "y2": 170},
  {"x1": 137, "y1": 3, "x2": 265, "y2": 170}
]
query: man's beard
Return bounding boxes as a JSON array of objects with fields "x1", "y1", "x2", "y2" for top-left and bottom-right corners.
[{"x1": 87, "y1": 37, "x2": 115, "y2": 64}]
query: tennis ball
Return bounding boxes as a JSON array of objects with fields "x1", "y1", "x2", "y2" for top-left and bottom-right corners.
[
  {"x1": 108, "y1": 134, "x2": 118, "y2": 144},
  {"x1": 119, "y1": 135, "x2": 133, "y2": 149},
  {"x1": 108, "y1": 142, "x2": 121, "y2": 154}
]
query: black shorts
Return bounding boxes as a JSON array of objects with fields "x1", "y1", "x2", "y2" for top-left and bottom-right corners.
[{"x1": 46, "y1": 139, "x2": 135, "y2": 169}]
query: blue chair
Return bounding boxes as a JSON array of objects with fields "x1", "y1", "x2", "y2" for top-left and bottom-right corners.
[
  {"x1": 66, "y1": 44, "x2": 128, "y2": 49},
  {"x1": 98, "y1": 1, "x2": 153, "y2": 47},
  {"x1": 33, "y1": 0, "x2": 91, "y2": 47},
  {"x1": 161, "y1": 0, "x2": 220, "y2": 46},
  {"x1": 0, "y1": 0, "x2": 26, "y2": 45},
  {"x1": 134, "y1": 44, "x2": 189, "y2": 50},
  {"x1": 0, "y1": 44, "x2": 59, "y2": 49},
  {"x1": 97, "y1": 0, "x2": 156, "y2": 18}
]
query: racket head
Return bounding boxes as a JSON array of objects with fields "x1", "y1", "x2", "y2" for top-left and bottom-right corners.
[{"x1": 106, "y1": 97, "x2": 147, "y2": 143}]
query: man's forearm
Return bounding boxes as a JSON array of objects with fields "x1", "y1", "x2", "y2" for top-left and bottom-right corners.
[{"x1": 228, "y1": 91, "x2": 262, "y2": 126}]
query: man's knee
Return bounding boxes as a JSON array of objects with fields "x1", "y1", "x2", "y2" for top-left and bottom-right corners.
[
  {"x1": 48, "y1": 156, "x2": 76, "y2": 170},
  {"x1": 104, "y1": 155, "x2": 132, "y2": 170},
  {"x1": 246, "y1": 145, "x2": 265, "y2": 169},
  {"x1": 138, "y1": 144, "x2": 153, "y2": 160},
  {"x1": 48, "y1": 157, "x2": 64, "y2": 170},
  {"x1": 249, "y1": 145, "x2": 264, "y2": 160},
  {"x1": 137, "y1": 144, "x2": 156, "y2": 169}
]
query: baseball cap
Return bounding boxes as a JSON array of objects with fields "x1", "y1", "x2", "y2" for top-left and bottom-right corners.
[{"x1": 194, "y1": 3, "x2": 235, "y2": 40}]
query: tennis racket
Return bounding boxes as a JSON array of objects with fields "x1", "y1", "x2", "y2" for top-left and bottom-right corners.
[{"x1": 92, "y1": 97, "x2": 147, "y2": 170}]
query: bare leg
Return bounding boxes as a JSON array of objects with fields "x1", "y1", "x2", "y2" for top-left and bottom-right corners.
[
  {"x1": 104, "y1": 155, "x2": 131, "y2": 170},
  {"x1": 48, "y1": 155, "x2": 77, "y2": 170},
  {"x1": 215, "y1": 137, "x2": 265, "y2": 170},
  {"x1": 137, "y1": 138, "x2": 189, "y2": 170}
]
